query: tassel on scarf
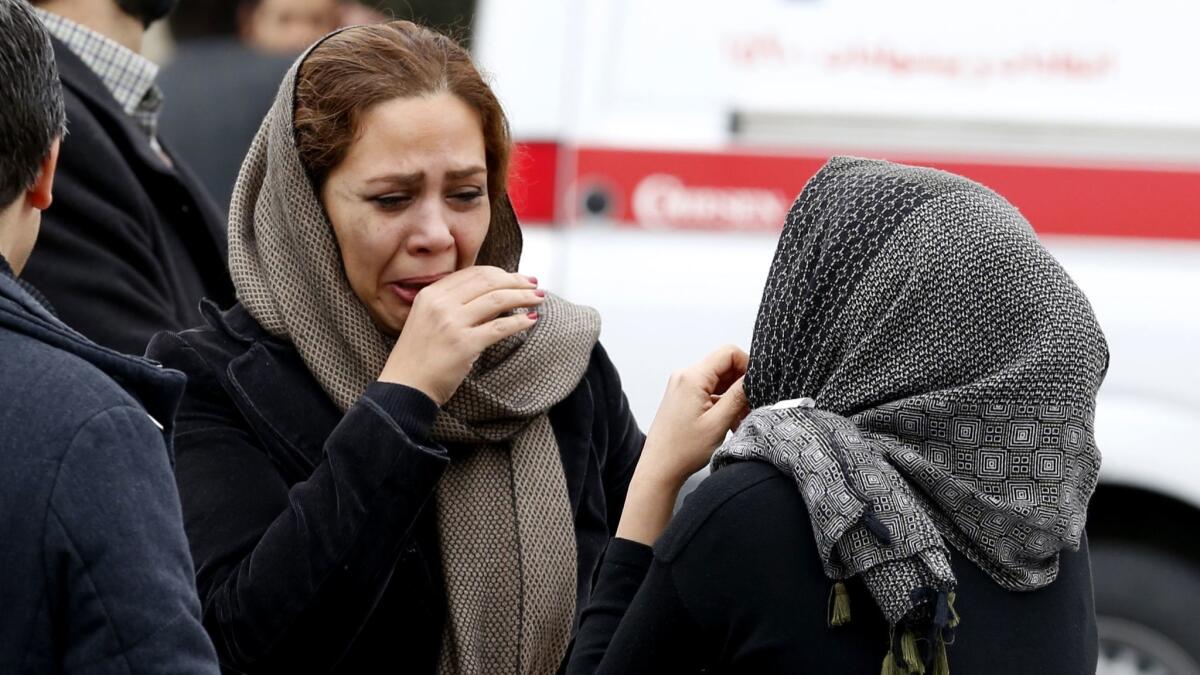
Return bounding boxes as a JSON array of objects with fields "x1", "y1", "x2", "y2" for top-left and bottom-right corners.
[
  {"x1": 880, "y1": 632, "x2": 942, "y2": 675},
  {"x1": 882, "y1": 628, "x2": 909, "y2": 674},
  {"x1": 882, "y1": 590, "x2": 961, "y2": 675},
  {"x1": 828, "y1": 581, "x2": 852, "y2": 626},
  {"x1": 933, "y1": 637, "x2": 950, "y2": 675},
  {"x1": 932, "y1": 589, "x2": 949, "y2": 629},
  {"x1": 900, "y1": 630, "x2": 924, "y2": 674},
  {"x1": 923, "y1": 588, "x2": 959, "y2": 675},
  {"x1": 860, "y1": 508, "x2": 894, "y2": 546}
]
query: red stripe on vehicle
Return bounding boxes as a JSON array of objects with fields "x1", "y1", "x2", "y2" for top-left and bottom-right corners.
[
  {"x1": 507, "y1": 141, "x2": 559, "y2": 225},
  {"x1": 511, "y1": 143, "x2": 1200, "y2": 240}
]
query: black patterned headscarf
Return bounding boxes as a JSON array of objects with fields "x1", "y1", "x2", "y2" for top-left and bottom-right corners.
[{"x1": 712, "y1": 157, "x2": 1108, "y2": 673}]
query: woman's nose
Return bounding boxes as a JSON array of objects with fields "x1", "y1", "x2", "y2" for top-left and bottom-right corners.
[{"x1": 405, "y1": 203, "x2": 456, "y2": 256}]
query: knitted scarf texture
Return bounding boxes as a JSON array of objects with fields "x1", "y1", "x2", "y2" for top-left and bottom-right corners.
[
  {"x1": 712, "y1": 157, "x2": 1108, "y2": 673},
  {"x1": 226, "y1": 30, "x2": 600, "y2": 674}
]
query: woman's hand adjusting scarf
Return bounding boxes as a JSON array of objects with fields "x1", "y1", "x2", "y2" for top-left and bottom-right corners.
[{"x1": 617, "y1": 345, "x2": 751, "y2": 546}]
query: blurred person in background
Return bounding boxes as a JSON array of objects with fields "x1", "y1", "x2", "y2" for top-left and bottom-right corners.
[
  {"x1": 238, "y1": 0, "x2": 339, "y2": 54},
  {"x1": 568, "y1": 158, "x2": 1105, "y2": 675},
  {"x1": 22, "y1": 0, "x2": 235, "y2": 355},
  {"x1": 337, "y1": 0, "x2": 385, "y2": 26},
  {"x1": 159, "y1": 0, "x2": 384, "y2": 213},
  {"x1": 159, "y1": 0, "x2": 292, "y2": 212},
  {"x1": 0, "y1": 2, "x2": 218, "y2": 671}
]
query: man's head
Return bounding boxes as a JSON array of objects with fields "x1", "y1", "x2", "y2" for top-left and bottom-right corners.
[
  {"x1": 31, "y1": 0, "x2": 178, "y2": 39},
  {"x1": 115, "y1": 0, "x2": 176, "y2": 27},
  {"x1": 0, "y1": 0, "x2": 64, "y2": 274},
  {"x1": 167, "y1": 0, "x2": 240, "y2": 41}
]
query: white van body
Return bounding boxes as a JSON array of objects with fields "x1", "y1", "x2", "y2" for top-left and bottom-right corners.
[{"x1": 474, "y1": 1, "x2": 1200, "y2": 672}]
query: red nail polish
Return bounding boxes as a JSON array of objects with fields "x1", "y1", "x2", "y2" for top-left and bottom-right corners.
[
  {"x1": 534, "y1": 289, "x2": 546, "y2": 297},
  {"x1": 528, "y1": 311, "x2": 539, "y2": 321},
  {"x1": 527, "y1": 276, "x2": 539, "y2": 285}
]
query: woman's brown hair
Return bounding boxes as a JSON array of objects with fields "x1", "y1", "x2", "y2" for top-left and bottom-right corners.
[{"x1": 294, "y1": 21, "x2": 511, "y2": 212}]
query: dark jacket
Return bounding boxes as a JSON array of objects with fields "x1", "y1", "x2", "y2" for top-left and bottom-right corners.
[
  {"x1": 146, "y1": 302, "x2": 645, "y2": 673},
  {"x1": 569, "y1": 460, "x2": 1099, "y2": 674},
  {"x1": 0, "y1": 258, "x2": 218, "y2": 674},
  {"x1": 21, "y1": 37, "x2": 235, "y2": 357}
]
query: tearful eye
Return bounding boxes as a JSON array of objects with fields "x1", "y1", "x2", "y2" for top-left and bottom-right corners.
[
  {"x1": 450, "y1": 189, "x2": 485, "y2": 205},
  {"x1": 373, "y1": 194, "x2": 411, "y2": 210}
]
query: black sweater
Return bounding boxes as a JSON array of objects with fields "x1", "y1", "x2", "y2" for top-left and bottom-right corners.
[{"x1": 569, "y1": 460, "x2": 1098, "y2": 674}]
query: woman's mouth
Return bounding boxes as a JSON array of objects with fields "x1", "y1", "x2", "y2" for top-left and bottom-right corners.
[{"x1": 388, "y1": 273, "x2": 448, "y2": 304}]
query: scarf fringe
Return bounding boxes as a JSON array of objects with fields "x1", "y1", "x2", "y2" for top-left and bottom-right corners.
[
  {"x1": 933, "y1": 637, "x2": 950, "y2": 675},
  {"x1": 828, "y1": 581, "x2": 852, "y2": 627},
  {"x1": 880, "y1": 589, "x2": 959, "y2": 675},
  {"x1": 901, "y1": 631, "x2": 923, "y2": 673},
  {"x1": 882, "y1": 634, "x2": 952, "y2": 675}
]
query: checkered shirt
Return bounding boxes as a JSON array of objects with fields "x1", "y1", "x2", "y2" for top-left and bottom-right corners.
[{"x1": 34, "y1": 8, "x2": 164, "y2": 141}]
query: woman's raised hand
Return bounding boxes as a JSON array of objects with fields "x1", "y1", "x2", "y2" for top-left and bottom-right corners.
[
  {"x1": 640, "y1": 345, "x2": 750, "y2": 487},
  {"x1": 616, "y1": 345, "x2": 750, "y2": 545},
  {"x1": 378, "y1": 266, "x2": 545, "y2": 406}
]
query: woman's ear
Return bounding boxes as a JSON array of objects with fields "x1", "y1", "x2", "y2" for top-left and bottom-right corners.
[{"x1": 29, "y1": 138, "x2": 60, "y2": 211}]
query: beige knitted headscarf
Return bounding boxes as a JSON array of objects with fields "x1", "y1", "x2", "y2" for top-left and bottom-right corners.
[{"x1": 227, "y1": 31, "x2": 600, "y2": 674}]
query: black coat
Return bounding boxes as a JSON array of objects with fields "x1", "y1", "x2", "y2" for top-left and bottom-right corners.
[
  {"x1": 21, "y1": 37, "x2": 234, "y2": 357},
  {"x1": 0, "y1": 260, "x2": 218, "y2": 673},
  {"x1": 146, "y1": 302, "x2": 645, "y2": 673},
  {"x1": 569, "y1": 461, "x2": 1098, "y2": 674}
]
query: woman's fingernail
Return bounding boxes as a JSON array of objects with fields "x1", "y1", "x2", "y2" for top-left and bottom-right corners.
[
  {"x1": 526, "y1": 276, "x2": 539, "y2": 285},
  {"x1": 528, "y1": 311, "x2": 539, "y2": 321},
  {"x1": 534, "y1": 289, "x2": 546, "y2": 298}
]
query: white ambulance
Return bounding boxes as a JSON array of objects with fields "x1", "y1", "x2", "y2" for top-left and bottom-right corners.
[{"x1": 475, "y1": 0, "x2": 1200, "y2": 672}]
